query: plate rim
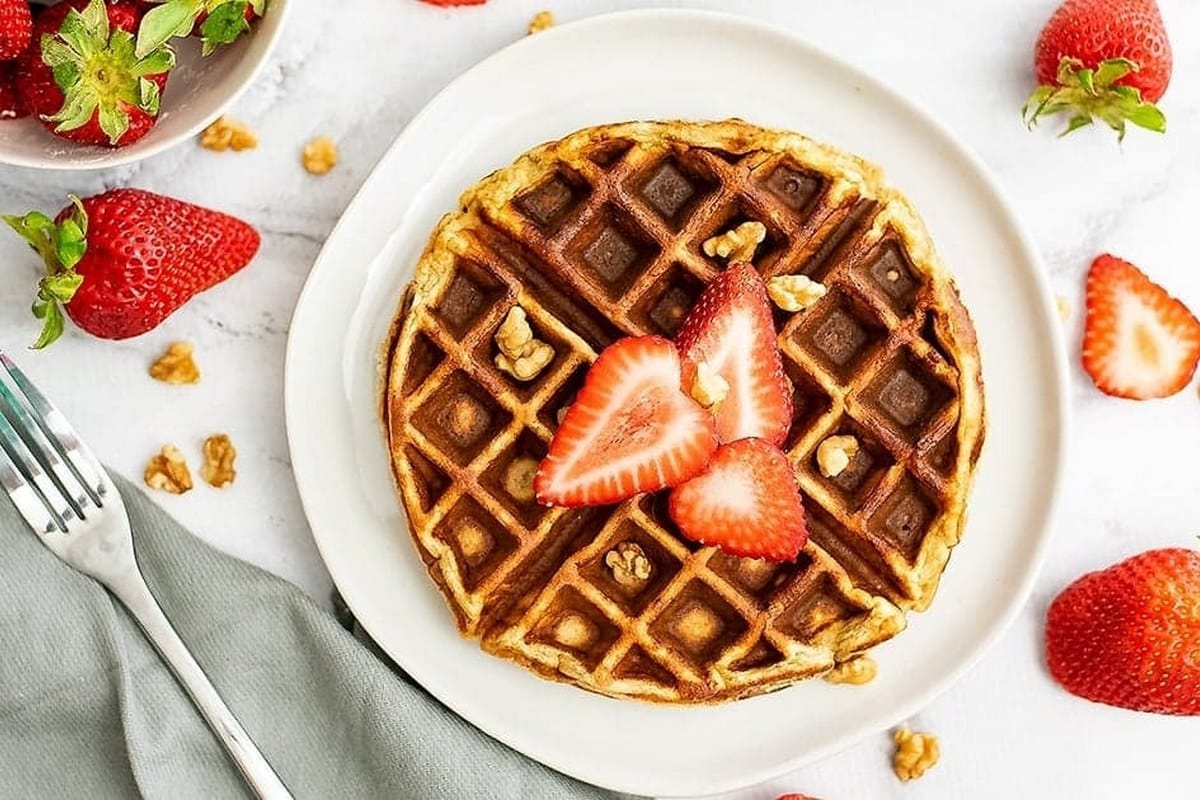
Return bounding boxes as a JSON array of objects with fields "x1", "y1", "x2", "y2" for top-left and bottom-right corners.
[{"x1": 285, "y1": 8, "x2": 1071, "y2": 795}]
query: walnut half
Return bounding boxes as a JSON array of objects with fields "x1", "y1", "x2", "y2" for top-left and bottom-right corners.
[
  {"x1": 495, "y1": 306, "x2": 555, "y2": 381},
  {"x1": 767, "y1": 274, "x2": 827, "y2": 312},
  {"x1": 145, "y1": 445, "x2": 193, "y2": 494},
  {"x1": 824, "y1": 654, "x2": 877, "y2": 685},
  {"x1": 528, "y1": 10, "x2": 554, "y2": 34},
  {"x1": 149, "y1": 342, "x2": 200, "y2": 385},
  {"x1": 200, "y1": 116, "x2": 258, "y2": 152},
  {"x1": 893, "y1": 727, "x2": 940, "y2": 782},
  {"x1": 303, "y1": 136, "x2": 339, "y2": 175},
  {"x1": 703, "y1": 221, "x2": 767, "y2": 263},
  {"x1": 816, "y1": 435, "x2": 859, "y2": 479},
  {"x1": 201, "y1": 434, "x2": 237, "y2": 489},
  {"x1": 605, "y1": 542, "x2": 652, "y2": 587}
]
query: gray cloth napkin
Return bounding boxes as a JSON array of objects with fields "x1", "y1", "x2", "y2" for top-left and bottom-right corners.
[{"x1": 0, "y1": 474, "x2": 636, "y2": 800}]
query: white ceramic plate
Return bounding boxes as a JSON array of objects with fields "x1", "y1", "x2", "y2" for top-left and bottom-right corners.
[
  {"x1": 0, "y1": 0, "x2": 290, "y2": 171},
  {"x1": 286, "y1": 10, "x2": 1068, "y2": 797}
]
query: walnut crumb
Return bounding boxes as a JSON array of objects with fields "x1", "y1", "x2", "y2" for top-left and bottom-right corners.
[
  {"x1": 200, "y1": 115, "x2": 258, "y2": 152},
  {"x1": 605, "y1": 542, "x2": 652, "y2": 587},
  {"x1": 703, "y1": 221, "x2": 767, "y2": 263},
  {"x1": 145, "y1": 445, "x2": 193, "y2": 494},
  {"x1": 886, "y1": 269, "x2": 901, "y2": 282},
  {"x1": 149, "y1": 342, "x2": 200, "y2": 385},
  {"x1": 201, "y1": 434, "x2": 237, "y2": 489},
  {"x1": 495, "y1": 306, "x2": 555, "y2": 381},
  {"x1": 528, "y1": 10, "x2": 554, "y2": 34},
  {"x1": 824, "y1": 654, "x2": 877, "y2": 685},
  {"x1": 893, "y1": 727, "x2": 940, "y2": 782},
  {"x1": 690, "y1": 361, "x2": 729, "y2": 409},
  {"x1": 302, "y1": 136, "x2": 339, "y2": 175},
  {"x1": 1055, "y1": 295, "x2": 1070, "y2": 322},
  {"x1": 816, "y1": 435, "x2": 859, "y2": 478},
  {"x1": 767, "y1": 274, "x2": 827, "y2": 312}
]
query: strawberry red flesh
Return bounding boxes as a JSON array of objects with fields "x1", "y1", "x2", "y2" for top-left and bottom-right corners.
[
  {"x1": 0, "y1": 61, "x2": 29, "y2": 121},
  {"x1": 535, "y1": 336, "x2": 718, "y2": 507},
  {"x1": 1081, "y1": 254, "x2": 1200, "y2": 400},
  {"x1": 668, "y1": 438, "x2": 808, "y2": 562},
  {"x1": 676, "y1": 262, "x2": 793, "y2": 446},
  {"x1": 0, "y1": 0, "x2": 32, "y2": 60},
  {"x1": 1046, "y1": 548, "x2": 1200, "y2": 716}
]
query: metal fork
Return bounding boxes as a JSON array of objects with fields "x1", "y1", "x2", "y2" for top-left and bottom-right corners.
[{"x1": 0, "y1": 351, "x2": 292, "y2": 800}]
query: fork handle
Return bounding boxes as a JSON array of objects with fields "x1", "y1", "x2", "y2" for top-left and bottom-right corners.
[{"x1": 107, "y1": 569, "x2": 294, "y2": 800}]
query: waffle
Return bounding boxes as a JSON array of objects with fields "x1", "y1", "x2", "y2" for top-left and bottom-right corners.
[{"x1": 383, "y1": 120, "x2": 985, "y2": 703}]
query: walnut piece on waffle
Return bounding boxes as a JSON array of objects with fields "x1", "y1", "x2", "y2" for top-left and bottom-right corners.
[{"x1": 384, "y1": 120, "x2": 985, "y2": 703}]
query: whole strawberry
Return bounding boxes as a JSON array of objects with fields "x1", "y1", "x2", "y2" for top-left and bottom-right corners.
[
  {"x1": 15, "y1": 0, "x2": 174, "y2": 148},
  {"x1": 4, "y1": 189, "x2": 260, "y2": 347},
  {"x1": 1024, "y1": 0, "x2": 1171, "y2": 139},
  {"x1": 1046, "y1": 548, "x2": 1200, "y2": 716},
  {"x1": 137, "y1": 0, "x2": 266, "y2": 58},
  {"x1": 0, "y1": 0, "x2": 32, "y2": 60}
]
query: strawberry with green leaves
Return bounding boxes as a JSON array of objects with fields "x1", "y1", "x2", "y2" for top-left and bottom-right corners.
[
  {"x1": 4, "y1": 189, "x2": 260, "y2": 347},
  {"x1": 15, "y1": 0, "x2": 174, "y2": 148},
  {"x1": 1024, "y1": 0, "x2": 1171, "y2": 139},
  {"x1": 137, "y1": 0, "x2": 266, "y2": 57}
]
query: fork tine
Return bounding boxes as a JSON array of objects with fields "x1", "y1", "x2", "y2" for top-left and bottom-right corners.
[
  {"x1": 0, "y1": 404, "x2": 71, "y2": 533},
  {"x1": 0, "y1": 374, "x2": 94, "y2": 518},
  {"x1": 0, "y1": 352, "x2": 106, "y2": 506},
  {"x1": 0, "y1": 440, "x2": 59, "y2": 536}
]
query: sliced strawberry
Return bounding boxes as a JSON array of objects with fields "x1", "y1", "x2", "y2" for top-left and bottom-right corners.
[
  {"x1": 676, "y1": 262, "x2": 793, "y2": 446},
  {"x1": 668, "y1": 438, "x2": 808, "y2": 562},
  {"x1": 535, "y1": 336, "x2": 718, "y2": 507},
  {"x1": 1082, "y1": 254, "x2": 1200, "y2": 400}
]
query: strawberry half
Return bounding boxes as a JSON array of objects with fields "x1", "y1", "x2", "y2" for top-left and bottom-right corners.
[
  {"x1": 668, "y1": 438, "x2": 808, "y2": 562},
  {"x1": 1081, "y1": 254, "x2": 1200, "y2": 400},
  {"x1": 1046, "y1": 548, "x2": 1200, "y2": 716},
  {"x1": 676, "y1": 263, "x2": 793, "y2": 446},
  {"x1": 534, "y1": 336, "x2": 718, "y2": 507}
]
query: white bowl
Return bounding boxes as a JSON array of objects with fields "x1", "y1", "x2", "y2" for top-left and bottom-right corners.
[{"x1": 0, "y1": 0, "x2": 290, "y2": 170}]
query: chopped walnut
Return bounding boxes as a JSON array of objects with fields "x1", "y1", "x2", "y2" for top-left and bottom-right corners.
[
  {"x1": 885, "y1": 269, "x2": 901, "y2": 282},
  {"x1": 817, "y1": 435, "x2": 859, "y2": 478},
  {"x1": 496, "y1": 307, "x2": 535, "y2": 359},
  {"x1": 824, "y1": 654, "x2": 877, "y2": 685},
  {"x1": 148, "y1": 342, "x2": 200, "y2": 385},
  {"x1": 893, "y1": 727, "x2": 940, "y2": 782},
  {"x1": 768, "y1": 275, "x2": 827, "y2": 312},
  {"x1": 555, "y1": 405, "x2": 571, "y2": 425},
  {"x1": 605, "y1": 542, "x2": 652, "y2": 587},
  {"x1": 144, "y1": 445, "x2": 193, "y2": 494},
  {"x1": 496, "y1": 341, "x2": 555, "y2": 381},
  {"x1": 1056, "y1": 295, "x2": 1070, "y2": 322},
  {"x1": 528, "y1": 10, "x2": 554, "y2": 34},
  {"x1": 200, "y1": 115, "x2": 258, "y2": 152},
  {"x1": 690, "y1": 361, "x2": 729, "y2": 409},
  {"x1": 495, "y1": 306, "x2": 555, "y2": 381},
  {"x1": 703, "y1": 221, "x2": 767, "y2": 263},
  {"x1": 302, "y1": 136, "x2": 338, "y2": 175},
  {"x1": 201, "y1": 434, "x2": 237, "y2": 489}
]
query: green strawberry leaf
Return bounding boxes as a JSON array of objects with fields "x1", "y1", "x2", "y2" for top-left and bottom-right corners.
[
  {"x1": 3, "y1": 199, "x2": 91, "y2": 349},
  {"x1": 30, "y1": 299, "x2": 66, "y2": 350},
  {"x1": 1023, "y1": 56, "x2": 1167, "y2": 141},
  {"x1": 200, "y1": 1, "x2": 250, "y2": 54},
  {"x1": 136, "y1": 0, "x2": 203, "y2": 59}
]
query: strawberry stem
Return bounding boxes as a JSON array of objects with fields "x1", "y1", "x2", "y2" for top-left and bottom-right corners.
[
  {"x1": 1023, "y1": 57, "x2": 1166, "y2": 141},
  {"x1": 2, "y1": 197, "x2": 90, "y2": 349}
]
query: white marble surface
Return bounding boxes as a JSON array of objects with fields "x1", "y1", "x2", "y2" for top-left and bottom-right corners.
[{"x1": 2, "y1": 1, "x2": 1198, "y2": 798}]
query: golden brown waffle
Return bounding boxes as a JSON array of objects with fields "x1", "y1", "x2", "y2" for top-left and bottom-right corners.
[{"x1": 383, "y1": 120, "x2": 985, "y2": 703}]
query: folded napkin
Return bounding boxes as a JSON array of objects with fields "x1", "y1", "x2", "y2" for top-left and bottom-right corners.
[{"x1": 0, "y1": 475, "x2": 637, "y2": 800}]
